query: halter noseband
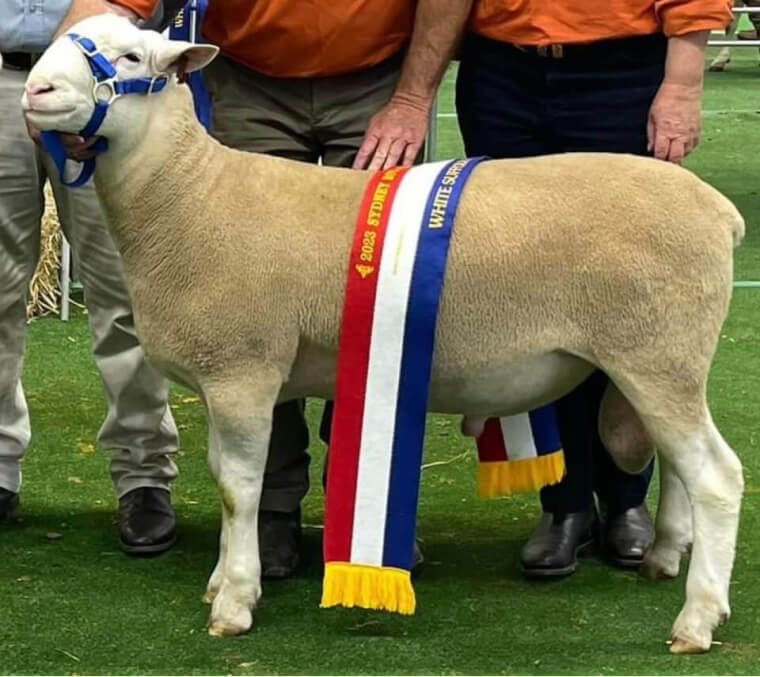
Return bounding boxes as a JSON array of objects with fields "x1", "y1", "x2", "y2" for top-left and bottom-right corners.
[{"x1": 40, "y1": 33, "x2": 170, "y2": 187}]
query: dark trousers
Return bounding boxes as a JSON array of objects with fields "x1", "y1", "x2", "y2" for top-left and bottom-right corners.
[{"x1": 455, "y1": 33, "x2": 666, "y2": 515}]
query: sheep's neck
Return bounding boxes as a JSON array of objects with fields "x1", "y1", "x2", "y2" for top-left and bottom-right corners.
[{"x1": 93, "y1": 89, "x2": 221, "y2": 272}]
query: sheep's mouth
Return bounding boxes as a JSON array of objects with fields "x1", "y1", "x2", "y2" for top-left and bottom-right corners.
[{"x1": 23, "y1": 106, "x2": 77, "y2": 115}]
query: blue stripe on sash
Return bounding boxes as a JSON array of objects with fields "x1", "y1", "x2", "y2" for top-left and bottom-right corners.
[
  {"x1": 528, "y1": 405, "x2": 562, "y2": 453},
  {"x1": 382, "y1": 157, "x2": 487, "y2": 569}
]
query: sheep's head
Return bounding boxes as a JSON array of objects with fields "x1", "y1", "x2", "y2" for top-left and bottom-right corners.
[{"x1": 23, "y1": 13, "x2": 218, "y2": 138}]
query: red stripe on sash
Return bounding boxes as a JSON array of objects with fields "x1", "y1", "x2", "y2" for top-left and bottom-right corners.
[
  {"x1": 476, "y1": 418, "x2": 509, "y2": 463},
  {"x1": 324, "y1": 166, "x2": 409, "y2": 563}
]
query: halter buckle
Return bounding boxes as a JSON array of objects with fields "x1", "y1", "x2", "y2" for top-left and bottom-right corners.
[
  {"x1": 75, "y1": 38, "x2": 100, "y2": 58},
  {"x1": 92, "y1": 78, "x2": 119, "y2": 105},
  {"x1": 147, "y1": 74, "x2": 167, "y2": 95}
]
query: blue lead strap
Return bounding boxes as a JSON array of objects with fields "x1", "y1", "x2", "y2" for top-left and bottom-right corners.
[
  {"x1": 40, "y1": 131, "x2": 108, "y2": 188},
  {"x1": 169, "y1": 0, "x2": 211, "y2": 131}
]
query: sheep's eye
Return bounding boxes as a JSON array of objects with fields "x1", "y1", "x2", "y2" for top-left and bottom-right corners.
[{"x1": 124, "y1": 53, "x2": 141, "y2": 63}]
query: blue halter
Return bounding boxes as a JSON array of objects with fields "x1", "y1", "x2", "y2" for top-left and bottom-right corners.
[{"x1": 40, "y1": 33, "x2": 170, "y2": 188}]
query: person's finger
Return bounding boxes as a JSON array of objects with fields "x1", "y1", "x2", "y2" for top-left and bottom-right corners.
[
  {"x1": 61, "y1": 134, "x2": 90, "y2": 152},
  {"x1": 353, "y1": 133, "x2": 379, "y2": 170},
  {"x1": 668, "y1": 138, "x2": 686, "y2": 165},
  {"x1": 687, "y1": 131, "x2": 701, "y2": 156},
  {"x1": 646, "y1": 115, "x2": 655, "y2": 153},
  {"x1": 367, "y1": 135, "x2": 394, "y2": 171},
  {"x1": 382, "y1": 138, "x2": 409, "y2": 170},
  {"x1": 70, "y1": 149, "x2": 99, "y2": 161},
  {"x1": 401, "y1": 140, "x2": 423, "y2": 167},
  {"x1": 25, "y1": 120, "x2": 42, "y2": 145},
  {"x1": 653, "y1": 130, "x2": 671, "y2": 161}
]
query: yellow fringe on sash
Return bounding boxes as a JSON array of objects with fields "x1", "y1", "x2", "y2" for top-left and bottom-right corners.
[
  {"x1": 320, "y1": 563, "x2": 416, "y2": 615},
  {"x1": 477, "y1": 449, "x2": 566, "y2": 498}
]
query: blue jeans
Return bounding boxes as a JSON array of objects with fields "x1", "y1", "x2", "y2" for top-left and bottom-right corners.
[{"x1": 455, "y1": 33, "x2": 666, "y2": 515}]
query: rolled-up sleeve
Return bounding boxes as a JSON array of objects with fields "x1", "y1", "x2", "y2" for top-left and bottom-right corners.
[
  {"x1": 0, "y1": 0, "x2": 73, "y2": 52},
  {"x1": 655, "y1": 0, "x2": 734, "y2": 36}
]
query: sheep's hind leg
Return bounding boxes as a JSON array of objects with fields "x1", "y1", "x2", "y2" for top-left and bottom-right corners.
[
  {"x1": 636, "y1": 411, "x2": 743, "y2": 653},
  {"x1": 640, "y1": 454, "x2": 693, "y2": 580},
  {"x1": 201, "y1": 369, "x2": 282, "y2": 637}
]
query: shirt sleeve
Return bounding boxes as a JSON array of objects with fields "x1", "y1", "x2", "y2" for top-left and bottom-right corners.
[
  {"x1": 655, "y1": 0, "x2": 734, "y2": 37},
  {"x1": 0, "y1": 0, "x2": 72, "y2": 52},
  {"x1": 111, "y1": 0, "x2": 162, "y2": 20}
]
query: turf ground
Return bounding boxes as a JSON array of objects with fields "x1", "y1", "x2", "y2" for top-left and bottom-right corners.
[{"x1": 1, "y1": 46, "x2": 759, "y2": 676}]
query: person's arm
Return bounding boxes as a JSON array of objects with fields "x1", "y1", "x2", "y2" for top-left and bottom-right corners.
[
  {"x1": 648, "y1": 1, "x2": 733, "y2": 163},
  {"x1": 55, "y1": 0, "x2": 163, "y2": 36},
  {"x1": 56, "y1": 0, "x2": 140, "y2": 34},
  {"x1": 647, "y1": 31, "x2": 708, "y2": 164},
  {"x1": 353, "y1": 0, "x2": 474, "y2": 170}
]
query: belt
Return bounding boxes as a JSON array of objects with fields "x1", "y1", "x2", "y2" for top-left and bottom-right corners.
[
  {"x1": 511, "y1": 33, "x2": 667, "y2": 62},
  {"x1": 1, "y1": 52, "x2": 34, "y2": 71}
]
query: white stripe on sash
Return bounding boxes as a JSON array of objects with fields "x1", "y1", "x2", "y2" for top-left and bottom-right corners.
[
  {"x1": 350, "y1": 161, "x2": 448, "y2": 565},
  {"x1": 499, "y1": 414, "x2": 538, "y2": 461}
]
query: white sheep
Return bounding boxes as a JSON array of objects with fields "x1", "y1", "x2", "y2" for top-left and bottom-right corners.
[{"x1": 22, "y1": 15, "x2": 746, "y2": 653}]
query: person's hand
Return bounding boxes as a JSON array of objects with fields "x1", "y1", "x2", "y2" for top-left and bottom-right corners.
[
  {"x1": 647, "y1": 81, "x2": 702, "y2": 164},
  {"x1": 26, "y1": 120, "x2": 100, "y2": 160},
  {"x1": 353, "y1": 95, "x2": 431, "y2": 170}
]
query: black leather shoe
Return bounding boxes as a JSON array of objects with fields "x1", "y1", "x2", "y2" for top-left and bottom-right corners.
[
  {"x1": 118, "y1": 487, "x2": 177, "y2": 556},
  {"x1": 0, "y1": 488, "x2": 19, "y2": 522},
  {"x1": 520, "y1": 509, "x2": 596, "y2": 577},
  {"x1": 603, "y1": 503, "x2": 654, "y2": 568},
  {"x1": 259, "y1": 508, "x2": 302, "y2": 579}
]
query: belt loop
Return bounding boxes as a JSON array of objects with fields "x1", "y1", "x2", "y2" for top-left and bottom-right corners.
[
  {"x1": 537, "y1": 45, "x2": 548, "y2": 57},
  {"x1": 551, "y1": 44, "x2": 564, "y2": 59}
]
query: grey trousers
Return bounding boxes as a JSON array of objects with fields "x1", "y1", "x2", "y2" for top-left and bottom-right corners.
[
  {"x1": 204, "y1": 52, "x2": 402, "y2": 512},
  {"x1": 0, "y1": 65, "x2": 179, "y2": 497}
]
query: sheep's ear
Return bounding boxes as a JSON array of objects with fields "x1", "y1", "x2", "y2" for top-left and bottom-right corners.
[{"x1": 152, "y1": 40, "x2": 219, "y2": 74}]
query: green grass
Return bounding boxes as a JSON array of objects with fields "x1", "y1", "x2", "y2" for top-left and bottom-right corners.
[{"x1": 2, "y1": 51, "x2": 759, "y2": 675}]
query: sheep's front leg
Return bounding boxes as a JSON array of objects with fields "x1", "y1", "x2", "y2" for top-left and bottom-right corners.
[
  {"x1": 202, "y1": 369, "x2": 282, "y2": 637},
  {"x1": 203, "y1": 422, "x2": 229, "y2": 604}
]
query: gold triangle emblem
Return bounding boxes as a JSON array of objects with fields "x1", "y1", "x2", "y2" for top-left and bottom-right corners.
[{"x1": 355, "y1": 264, "x2": 375, "y2": 279}]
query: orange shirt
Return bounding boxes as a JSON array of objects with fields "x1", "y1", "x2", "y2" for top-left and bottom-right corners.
[
  {"x1": 117, "y1": 0, "x2": 415, "y2": 78},
  {"x1": 471, "y1": 0, "x2": 733, "y2": 46}
]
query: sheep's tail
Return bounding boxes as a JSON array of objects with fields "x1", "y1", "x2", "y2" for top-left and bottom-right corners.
[
  {"x1": 727, "y1": 201, "x2": 746, "y2": 248},
  {"x1": 704, "y1": 183, "x2": 746, "y2": 248},
  {"x1": 719, "y1": 193, "x2": 746, "y2": 248}
]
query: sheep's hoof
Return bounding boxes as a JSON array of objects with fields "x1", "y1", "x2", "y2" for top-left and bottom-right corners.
[
  {"x1": 639, "y1": 549, "x2": 679, "y2": 580},
  {"x1": 207, "y1": 620, "x2": 251, "y2": 637},
  {"x1": 207, "y1": 590, "x2": 254, "y2": 637},
  {"x1": 670, "y1": 637, "x2": 710, "y2": 654},
  {"x1": 206, "y1": 608, "x2": 253, "y2": 637}
]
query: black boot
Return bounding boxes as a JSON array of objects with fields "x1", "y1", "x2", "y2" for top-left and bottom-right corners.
[
  {"x1": 0, "y1": 488, "x2": 19, "y2": 522},
  {"x1": 259, "y1": 508, "x2": 302, "y2": 579},
  {"x1": 118, "y1": 487, "x2": 177, "y2": 556},
  {"x1": 602, "y1": 503, "x2": 654, "y2": 568},
  {"x1": 520, "y1": 509, "x2": 596, "y2": 577}
]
